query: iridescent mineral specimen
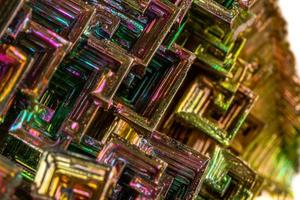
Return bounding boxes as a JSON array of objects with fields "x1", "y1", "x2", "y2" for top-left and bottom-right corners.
[{"x1": 0, "y1": 0, "x2": 298, "y2": 199}]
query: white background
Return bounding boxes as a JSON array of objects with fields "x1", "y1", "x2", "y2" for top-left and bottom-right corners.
[{"x1": 279, "y1": 1, "x2": 300, "y2": 75}]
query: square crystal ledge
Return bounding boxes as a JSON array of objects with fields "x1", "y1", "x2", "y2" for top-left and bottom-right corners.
[{"x1": 32, "y1": 149, "x2": 117, "y2": 200}]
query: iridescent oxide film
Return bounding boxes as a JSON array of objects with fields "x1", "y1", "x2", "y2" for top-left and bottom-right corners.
[
  {"x1": 0, "y1": 0, "x2": 298, "y2": 199},
  {"x1": 115, "y1": 44, "x2": 195, "y2": 131},
  {"x1": 0, "y1": 45, "x2": 28, "y2": 122},
  {"x1": 28, "y1": 0, "x2": 95, "y2": 45},
  {"x1": 15, "y1": 21, "x2": 71, "y2": 98},
  {"x1": 97, "y1": 136, "x2": 168, "y2": 199},
  {"x1": 140, "y1": 132, "x2": 210, "y2": 200},
  {"x1": 174, "y1": 75, "x2": 257, "y2": 146},
  {"x1": 198, "y1": 147, "x2": 262, "y2": 199},
  {"x1": 0, "y1": 0, "x2": 24, "y2": 38},
  {"x1": 87, "y1": 0, "x2": 181, "y2": 68},
  {"x1": 32, "y1": 149, "x2": 117, "y2": 200}
]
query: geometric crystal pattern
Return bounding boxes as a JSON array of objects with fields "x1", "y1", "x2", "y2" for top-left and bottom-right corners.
[
  {"x1": 0, "y1": 0, "x2": 298, "y2": 199},
  {"x1": 139, "y1": 132, "x2": 210, "y2": 200},
  {"x1": 32, "y1": 149, "x2": 117, "y2": 200},
  {"x1": 174, "y1": 75, "x2": 257, "y2": 146},
  {"x1": 97, "y1": 136, "x2": 168, "y2": 199},
  {"x1": 198, "y1": 147, "x2": 262, "y2": 199},
  {"x1": 0, "y1": 45, "x2": 28, "y2": 122}
]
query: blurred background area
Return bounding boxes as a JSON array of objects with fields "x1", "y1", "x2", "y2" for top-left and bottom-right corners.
[{"x1": 279, "y1": 1, "x2": 300, "y2": 199}]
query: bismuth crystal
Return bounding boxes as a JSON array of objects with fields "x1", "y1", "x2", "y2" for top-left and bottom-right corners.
[
  {"x1": 0, "y1": 45, "x2": 28, "y2": 122},
  {"x1": 139, "y1": 132, "x2": 210, "y2": 200},
  {"x1": 97, "y1": 136, "x2": 168, "y2": 199},
  {"x1": 0, "y1": 0, "x2": 298, "y2": 199},
  {"x1": 27, "y1": 0, "x2": 95, "y2": 45},
  {"x1": 14, "y1": 21, "x2": 71, "y2": 98},
  {"x1": 32, "y1": 149, "x2": 117, "y2": 200},
  {"x1": 115, "y1": 44, "x2": 195, "y2": 131},
  {"x1": 0, "y1": 0, "x2": 24, "y2": 38}
]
